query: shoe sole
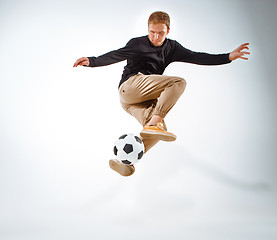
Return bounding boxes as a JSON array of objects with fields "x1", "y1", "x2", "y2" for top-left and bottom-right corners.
[
  {"x1": 109, "y1": 159, "x2": 135, "y2": 176},
  {"x1": 140, "y1": 130, "x2": 176, "y2": 142}
]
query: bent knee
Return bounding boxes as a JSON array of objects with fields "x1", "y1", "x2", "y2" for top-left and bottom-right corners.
[{"x1": 175, "y1": 77, "x2": 187, "y2": 92}]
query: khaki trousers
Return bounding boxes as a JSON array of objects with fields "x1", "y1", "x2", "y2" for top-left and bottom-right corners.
[{"x1": 119, "y1": 73, "x2": 186, "y2": 153}]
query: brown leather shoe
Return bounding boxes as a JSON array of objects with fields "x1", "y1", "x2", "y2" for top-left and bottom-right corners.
[
  {"x1": 140, "y1": 122, "x2": 176, "y2": 142},
  {"x1": 109, "y1": 159, "x2": 135, "y2": 176}
]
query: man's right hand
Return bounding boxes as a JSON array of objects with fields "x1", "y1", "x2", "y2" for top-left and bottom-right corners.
[{"x1": 73, "y1": 57, "x2": 90, "y2": 67}]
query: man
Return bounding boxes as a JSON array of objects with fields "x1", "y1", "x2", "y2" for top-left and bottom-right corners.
[{"x1": 73, "y1": 11, "x2": 250, "y2": 177}]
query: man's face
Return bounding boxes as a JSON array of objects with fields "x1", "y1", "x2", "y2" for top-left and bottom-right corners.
[{"x1": 148, "y1": 23, "x2": 170, "y2": 47}]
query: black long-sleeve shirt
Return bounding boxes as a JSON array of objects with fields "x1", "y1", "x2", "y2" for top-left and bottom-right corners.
[{"x1": 87, "y1": 36, "x2": 231, "y2": 87}]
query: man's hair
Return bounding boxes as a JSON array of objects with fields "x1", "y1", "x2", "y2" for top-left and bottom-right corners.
[{"x1": 148, "y1": 11, "x2": 170, "y2": 29}]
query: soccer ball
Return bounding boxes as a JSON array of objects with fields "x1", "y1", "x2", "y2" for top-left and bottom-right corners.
[{"x1": 113, "y1": 133, "x2": 145, "y2": 165}]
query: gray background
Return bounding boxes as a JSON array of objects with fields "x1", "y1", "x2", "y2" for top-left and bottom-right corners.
[{"x1": 1, "y1": 0, "x2": 276, "y2": 239}]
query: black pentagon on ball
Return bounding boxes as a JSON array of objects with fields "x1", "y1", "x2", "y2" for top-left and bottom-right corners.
[
  {"x1": 138, "y1": 150, "x2": 144, "y2": 160},
  {"x1": 113, "y1": 146, "x2": 118, "y2": 156},
  {"x1": 122, "y1": 160, "x2": 132, "y2": 165},
  {"x1": 135, "y1": 136, "x2": 142, "y2": 144},
  {"x1": 123, "y1": 144, "x2": 133, "y2": 154},
  {"x1": 119, "y1": 134, "x2": 128, "y2": 140}
]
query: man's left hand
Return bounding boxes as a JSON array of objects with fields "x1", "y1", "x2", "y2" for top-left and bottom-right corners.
[{"x1": 229, "y1": 43, "x2": 250, "y2": 61}]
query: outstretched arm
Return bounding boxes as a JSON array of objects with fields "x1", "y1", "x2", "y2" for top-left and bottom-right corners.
[
  {"x1": 229, "y1": 43, "x2": 250, "y2": 61},
  {"x1": 73, "y1": 39, "x2": 135, "y2": 68}
]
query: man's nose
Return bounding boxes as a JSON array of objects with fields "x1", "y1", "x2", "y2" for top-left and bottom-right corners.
[{"x1": 154, "y1": 33, "x2": 159, "y2": 39}]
